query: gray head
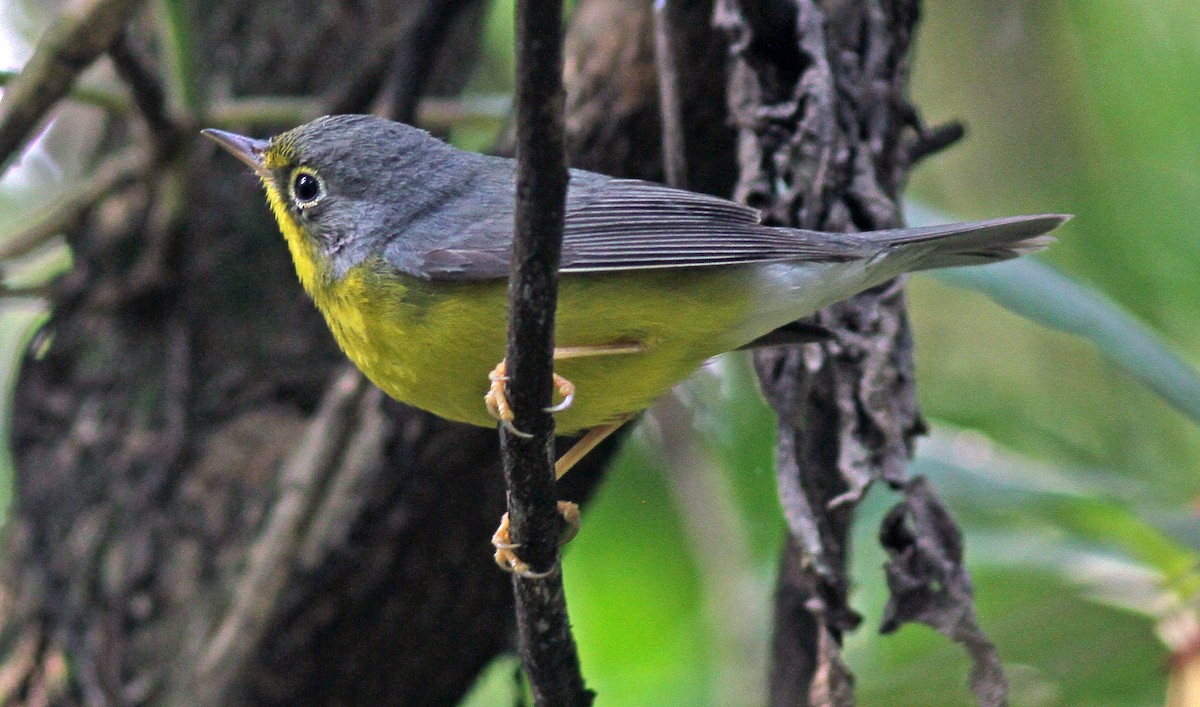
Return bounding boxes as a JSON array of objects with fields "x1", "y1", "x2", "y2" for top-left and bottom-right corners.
[{"x1": 203, "y1": 114, "x2": 472, "y2": 278}]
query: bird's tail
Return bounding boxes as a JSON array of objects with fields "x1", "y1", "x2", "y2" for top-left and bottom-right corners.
[{"x1": 862, "y1": 214, "x2": 1069, "y2": 271}]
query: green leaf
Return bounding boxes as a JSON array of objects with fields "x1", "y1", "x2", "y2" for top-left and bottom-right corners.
[
  {"x1": 911, "y1": 425, "x2": 1200, "y2": 606},
  {"x1": 0, "y1": 299, "x2": 49, "y2": 522},
  {"x1": 908, "y1": 203, "x2": 1200, "y2": 427}
]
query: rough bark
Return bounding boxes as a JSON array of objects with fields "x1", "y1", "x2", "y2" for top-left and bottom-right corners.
[{"x1": 716, "y1": 1, "x2": 1005, "y2": 705}]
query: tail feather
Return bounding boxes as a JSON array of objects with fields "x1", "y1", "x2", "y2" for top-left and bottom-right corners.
[{"x1": 865, "y1": 214, "x2": 1069, "y2": 271}]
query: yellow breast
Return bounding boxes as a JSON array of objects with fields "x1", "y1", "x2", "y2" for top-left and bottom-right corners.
[
  {"x1": 309, "y1": 261, "x2": 756, "y2": 433},
  {"x1": 266, "y1": 185, "x2": 759, "y2": 432}
]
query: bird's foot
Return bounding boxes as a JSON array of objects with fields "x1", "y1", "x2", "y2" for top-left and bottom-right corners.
[
  {"x1": 485, "y1": 360, "x2": 576, "y2": 438},
  {"x1": 492, "y1": 500, "x2": 581, "y2": 577}
]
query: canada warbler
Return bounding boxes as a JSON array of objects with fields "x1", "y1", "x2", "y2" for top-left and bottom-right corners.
[{"x1": 203, "y1": 113, "x2": 1066, "y2": 459}]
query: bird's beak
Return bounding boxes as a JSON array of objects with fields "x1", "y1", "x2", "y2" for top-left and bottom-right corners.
[{"x1": 201, "y1": 128, "x2": 270, "y2": 176}]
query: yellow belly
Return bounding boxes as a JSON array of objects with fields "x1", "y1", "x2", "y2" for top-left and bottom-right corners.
[{"x1": 313, "y1": 261, "x2": 757, "y2": 433}]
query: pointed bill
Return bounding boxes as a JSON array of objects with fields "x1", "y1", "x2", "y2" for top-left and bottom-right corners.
[{"x1": 201, "y1": 129, "x2": 271, "y2": 176}]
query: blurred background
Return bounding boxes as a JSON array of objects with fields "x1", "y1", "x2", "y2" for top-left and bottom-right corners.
[{"x1": 3, "y1": 1, "x2": 1198, "y2": 705}]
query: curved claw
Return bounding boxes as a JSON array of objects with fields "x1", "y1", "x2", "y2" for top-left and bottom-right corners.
[
  {"x1": 488, "y1": 361, "x2": 573, "y2": 433},
  {"x1": 492, "y1": 523, "x2": 556, "y2": 579},
  {"x1": 486, "y1": 360, "x2": 532, "y2": 437},
  {"x1": 544, "y1": 391, "x2": 574, "y2": 413},
  {"x1": 544, "y1": 373, "x2": 576, "y2": 413},
  {"x1": 491, "y1": 502, "x2": 581, "y2": 578},
  {"x1": 557, "y1": 501, "x2": 581, "y2": 545},
  {"x1": 501, "y1": 417, "x2": 534, "y2": 440}
]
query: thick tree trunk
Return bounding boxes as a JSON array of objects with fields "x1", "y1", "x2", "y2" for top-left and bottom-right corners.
[{"x1": 4, "y1": 1, "x2": 518, "y2": 704}]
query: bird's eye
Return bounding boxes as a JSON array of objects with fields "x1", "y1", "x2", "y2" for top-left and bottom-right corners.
[{"x1": 290, "y1": 168, "x2": 323, "y2": 206}]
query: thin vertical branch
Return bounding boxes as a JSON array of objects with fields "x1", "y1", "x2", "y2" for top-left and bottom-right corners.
[
  {"x1": 108, "y1": 30, "x2": 177, "y2": 153},
  {"x1": 155, "y1": 0, "x2": 200, "y2": 112},
  {"x1": 376, "y1": 0, "x2": 475, "y2": 122},
  {"x1": 652, "y1": 0, "x2": 687, "y2": 190},
  {"x1": 503, "y1": 0, "x2": 592, "y2": 704}
]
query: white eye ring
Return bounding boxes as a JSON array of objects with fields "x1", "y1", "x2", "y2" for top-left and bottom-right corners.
[{"x1": 290, "y1": 167, "x2": 324, "y2": 207}]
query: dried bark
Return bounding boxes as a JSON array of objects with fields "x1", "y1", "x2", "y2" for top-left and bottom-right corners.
[{"x1": 716, "y1": 1, "x2": 1005, "y2": 705}]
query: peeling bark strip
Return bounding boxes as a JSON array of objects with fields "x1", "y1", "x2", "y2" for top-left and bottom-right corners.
[
  {"x1": 880, "y1": 478, "x2": 1008, "y2": 705},
  {"x1": 716, "y1": 1, "x2": 1006, "y2": 705}
]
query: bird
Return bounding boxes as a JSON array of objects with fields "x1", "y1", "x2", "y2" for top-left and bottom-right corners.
[{"x1": 204, "y1": 114, "x2": 1067, "y2": 573}]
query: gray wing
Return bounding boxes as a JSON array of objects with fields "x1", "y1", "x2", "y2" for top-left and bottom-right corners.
[
  {"x1": 557, "y1": 179, "x2": 862, "y2": 272},
  {"x1": 415, "y1": 174, "x2": 863, "y2": 281}
]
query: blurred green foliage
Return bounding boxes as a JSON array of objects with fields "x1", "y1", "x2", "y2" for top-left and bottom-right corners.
[{"x1": 3, "y1": 2, "x2": 1199, "y2": 706}]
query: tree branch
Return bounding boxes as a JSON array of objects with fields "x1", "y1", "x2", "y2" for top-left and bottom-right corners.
[
  {"x1": 652, "y1": 0, "x2": 688, "y2": 190},
  {"x1": 502, "y1": 0, "x2": 592, "y2": 704},
  {"x1": 0, "y1": 70, "x2": 129, "y2": 114},
  {"x1": 328, "y1": 1, "x2": 476, "y2": 118},
  {"x1": 0, "y1": 0, "x2": 148, "y2": 175},
  {"x1": 189, "y1": 369, "x2": 370, "y2": 706},
  {"x1": 0, "y1": 147, "x2": 150, "y2": 262},
  {"x1": 376, "y1": 0, "x2": 477, "y2": 122},
  {"x1": 108, "y1": 30, "x2": 177, "y2": 154}
]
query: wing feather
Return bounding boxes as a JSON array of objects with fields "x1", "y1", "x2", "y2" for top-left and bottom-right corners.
[
  {"x1": 413, "y1": 175, "x2": 864, "y2": 280},
  {"x1": 558, "y1": 179, "x2": 862, "y2": 272}
]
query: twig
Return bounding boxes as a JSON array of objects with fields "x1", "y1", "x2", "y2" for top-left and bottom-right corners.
[
  {"x1": 0, "y1": 147, "x2": 150, "y2": 262},
  {"x1": 652, "y1": 0, "x2": 687, "y2": 190},
  {"x1": 327, "y1": 17, "x2": 420, "y2": 115},
  {"x1": 0, "y1": 69, "x2": 130, "y2": 114},
  {"x1": 417, "y1": 94, "x2": 512, "y2": 132},
  {"x1": 155, "y1": 0, "x2": 201, "y2": 112},
  {"x1": 907, "y1": 119, "x2": 965, "y2": 165},
  {"x1": 0, "y1": 282, "x2": 52, "y2": 299},
  {"x1": 327, "y1": 5, "x2": 471, "y2": 118},
  {"x1": 502, "y1": 0, "x2": 592, "y2": 704},
  {"x1": 377, "y1": 0, "x2": 475, "y2": 122},
  {"x1": 206, "y1": 97, "x2": 323, "y2": 129},
  {"x1": 0, "y1": 0, "x2": 148, "y2": 175},
  {"x1": 108, "y1": 29, "x2": 177, "y2": 152}
]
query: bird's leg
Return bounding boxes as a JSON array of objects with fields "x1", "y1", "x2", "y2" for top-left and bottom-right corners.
[
  {"x1": 486, "y1": 343, "x2": 642, "y2": 576},
  {"x1": 493, "y1": 414, "x2": 632, "y2": 575},
  {"x1": 554, "y1": 414, "x2": 632, "y2": 480},
  {"x1": 484, "y1": 342, "x2": 643, "y2": 436},
  {"x1": 492, "y1": 501, "x2": 581, "y2": 578}
]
